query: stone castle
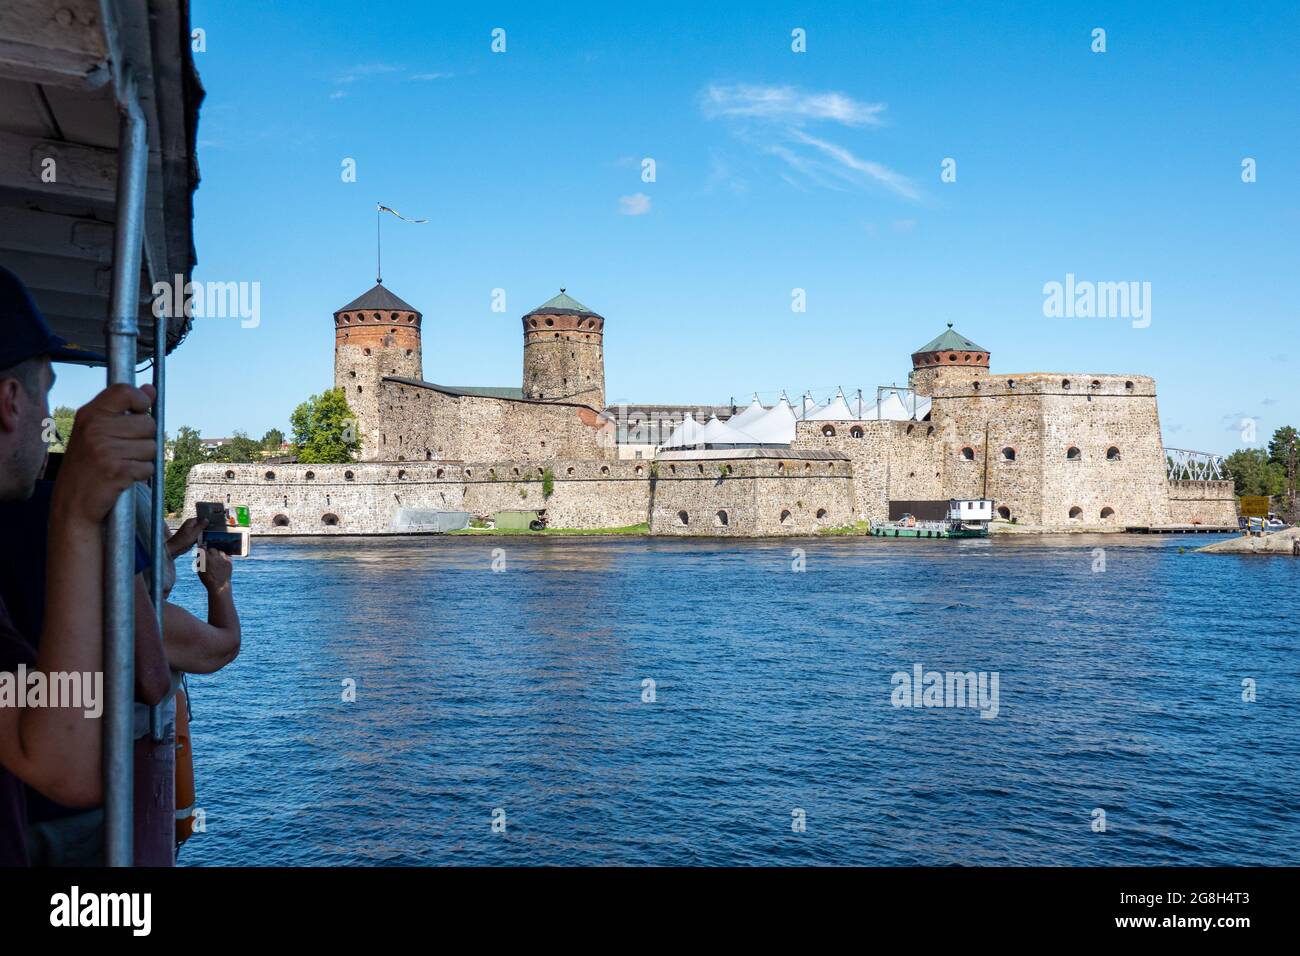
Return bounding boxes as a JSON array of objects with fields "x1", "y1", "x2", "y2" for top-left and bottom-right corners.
[{"x1": 186, "y1": 283, "x2": 1236, "y2": 535}]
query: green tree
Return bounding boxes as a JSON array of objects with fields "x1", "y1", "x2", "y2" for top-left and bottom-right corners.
[
  {"x1": 165, "y1": 425, "x2": 206, "y2": 515},
  {"x1": 261, "y1": 428, "x2": 285, "y2": 452},
  {"x1": 1224, "y1": 448, "x2": 1284, "y2": 498},
  {"x1": 208, "y1": 430, "x2": 261, "y2": 463},
  {"x1": 49, "y1": 405, "x2": 76, "y2": 453},
  {"x1": 1267, "y1": 425, "x2": 1298, "y2": 520},
  {"x1": 290, "y1": 388, "x2": 360, "y2": 463}
]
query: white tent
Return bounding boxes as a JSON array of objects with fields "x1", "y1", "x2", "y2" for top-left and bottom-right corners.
[
  {"x1": 697, "y1": 415, "x2": 759, "y2": 446},
  {"x1": 727, "y1": 395, "x2": 769, "y2": 431},
  {"x1": 662, "y1": 412, "x2": 704, "y2": 448},
  {"x1": 797, "y1": 392, "x2": 823, "y2": 420},
  {"x1": 808, "y1": 388, "x2": 855, "y2": 421},
  {"x1": 859, "y1": 391, "x2": 931, "y2": 421},
  {"x1": 743, "y1": 397, "x2": 798, "y2": 444}
]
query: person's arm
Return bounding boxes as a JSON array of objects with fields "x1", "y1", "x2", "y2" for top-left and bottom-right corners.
[
  {"x1": 134, "y1": 574, "x2": 171, "y2": 704},
  {"x1": 162, "y1": 548, "x2": 240, "y2": 674},
  {"x1": 0, "y1": 383, "x2": 156, "y2": 806}
]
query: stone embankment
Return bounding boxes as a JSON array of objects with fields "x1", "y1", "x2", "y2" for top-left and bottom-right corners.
[{"x1": 1198, "y1": 528, "x2": 1300, "y2": 555}]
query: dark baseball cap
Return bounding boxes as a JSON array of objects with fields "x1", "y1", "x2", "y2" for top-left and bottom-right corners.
[{"x1": 0, "y1": 265, "x2": 106, "y2": 367}]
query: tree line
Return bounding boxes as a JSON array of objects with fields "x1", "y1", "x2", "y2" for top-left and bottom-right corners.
[
  {"x1": 1224, "y1": 425, "x2": 1298, "y2": 518},
  {"x1": 53, "y1": 388, "x2": 360, "y2": 515}
]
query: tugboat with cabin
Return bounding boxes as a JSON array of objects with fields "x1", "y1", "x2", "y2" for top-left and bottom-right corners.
[{"x1": 870, "y1": 499, "x2": 994, "y2": 538}]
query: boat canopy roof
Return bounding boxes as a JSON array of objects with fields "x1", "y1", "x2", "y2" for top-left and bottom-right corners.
[{"x1": 0, "y1": 0, "x2": 203, "y2": 363}]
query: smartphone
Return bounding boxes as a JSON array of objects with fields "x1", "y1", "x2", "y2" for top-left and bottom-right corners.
[{"x1": 196, "y1": 501, "x2": 251, "y2": 557}]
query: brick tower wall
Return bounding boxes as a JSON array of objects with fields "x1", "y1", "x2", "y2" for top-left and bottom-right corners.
[
  {"x1": 521, "y1": 310, "x2": 605, "y2": 410},
  {"x1": 334, "y1": 306, "x2": 422, "y2": 461}
]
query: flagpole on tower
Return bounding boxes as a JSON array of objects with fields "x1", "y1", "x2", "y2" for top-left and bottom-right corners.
[{"x1": 376, "y1": 202, "x2": 382, "y2": 284}]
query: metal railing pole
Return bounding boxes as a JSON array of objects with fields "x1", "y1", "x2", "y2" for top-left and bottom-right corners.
[
  {"x1": 104, "y1": 80, "x2": 148, "y2": 868},
  {"x1": 148, "y1": 276, "x2": 167, "y2": 743}
]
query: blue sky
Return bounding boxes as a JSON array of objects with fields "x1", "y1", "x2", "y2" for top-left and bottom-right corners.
[{"x1": 50, "y1": 0, "x2": 1300, "y2": 454}]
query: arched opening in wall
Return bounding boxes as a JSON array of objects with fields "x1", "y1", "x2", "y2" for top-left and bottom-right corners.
[
  {"x1": 815, "y1": 508, "x2": 828, "y2": 521},
  {"x1": 567, "y1": 466, "x2": 575, "y2": 476},
  {"x1": 363, "y1": 348, "x2": 371, "y2": 356},
  {"x1": 1100, "y1": 506, "x2": 1116, "y2": 521},
  {"x1": 1091, "y1": 379, "x2": 1101, "y2": 389},
  {"x1": 397, "y1": 469, "x2": 407, "y2": 480},
  {"x1": 669, "y1": 465, "x2": 676, "y2": 474},
  {"x1": 321, "y1": 513, "x2": 340, "y2": 527},
  {"x1": 263, "y1": 470, "x2": 275, "y2": 480},
  {"x1": 224, "y1": 470, "x2": 235, "y2": 480},
  {"x1": 348, "y1": 370, "x2": 355, "y2": 378},
  {"x1": 714, "y1": 510, "x2": 729, "y2": 527},
  {"x1": 305, "y1": 470, "x2": 316, "y2": 480},
  {"x1": 906, "y1": 424, "x2": 915, "y2": 434},
  {"x1": 344, "y1": 470, "x2": 354, "y2": 481},
  {"x1": 779, "y1": 509, "x2": 791, "y2": 524},
  {"x1": 635, "y1": 465, "x2": 644, "y2": 476},
  {"x1": 676, "y1": 510, "x2": 689, "y2": 526},
  {"x1": 973, "y1": 382, "x2": 981, "y2": 390},
  {"x1": 961, "y1": 446, "x2": 975, "y2": 461},
  {"x1": 356, "y1": 386, "x2": 362, "y2": 394},
  {"x1": 948, "y1": 353, "x2": 957, "y2": 362},
  {"x1": 435, "y1": 468, "x2": 444, "y2": 478},
  {"x1": 1007, "y1": 380, "x2": 1016, "y2": 389},
  {"x1": 465, "y1": 468, "x2": 473, "y2": 477},
  {"x1": 1125, "y1": 381, "x2": 1134, "y2": 390},
  {"x1": 1000, "y1": 447, "x2": 1016, "y2": 461},
  {"x1": 600, "y1": 466, "x2": 610, "y2": 475},
  {"x1": 1107, "y1": 446, "x2": 1122, "y2": 460},
  {"x1": 1066, "y1": 447, "x2": 1081, "y2": 460},
  {"x1": 821, "y1": 425, "x2": 836, "y2": 437},
  {"x1": 997, "y1": 506, "x2": 1011, "y2": 520},
  {"x1": 425, "y1": 451, "x2": 431, "y2": 461},
  {"x1": 849, "y1": 427, "x2": 864, "y2": 439},
  {"x1": 1062, "y1": 379, "x2": 1072, "y2": 389},
  {"x1": 1068, "y1": 506, "x2": 1083, "y2": 520},
  {"x1": 272, "y1": 514, "x2": 289, "y2": 528},
  {"x1": 926, "y1": 426, "x2": 935, "y2": 436},
  {"x1": 511, "y1": 467, "x2": 519, "y2": 476},
  {"x1": 696, "y1": 464, "x2": 704, "y2": 474}
]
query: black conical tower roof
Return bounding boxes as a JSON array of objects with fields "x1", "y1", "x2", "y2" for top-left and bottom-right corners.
[{"x1": 334, "y1": 282, "x2": 420, "y2": 315}]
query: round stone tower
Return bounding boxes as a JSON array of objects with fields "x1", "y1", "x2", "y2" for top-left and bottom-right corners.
[
  {"x1": 908, "y1": 323, "x2": 989, "y2": 396},
  {"x1": 521, "y1": 289, "x2": 605, "y2": 409},
  {"x1": 333, "y1": 282, "x2": 422, "y2": 459}
]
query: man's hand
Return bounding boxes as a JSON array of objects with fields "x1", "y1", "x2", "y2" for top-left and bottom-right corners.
[
  {"x1": 167, "y1": 517, "x2": 207, "y2": 558},
  {"x1": 197, "y1": 547, "x2": 232, "y2": 593},
  {"x1": 53, "y1": 383, "x2": 157, "y2": 526}
]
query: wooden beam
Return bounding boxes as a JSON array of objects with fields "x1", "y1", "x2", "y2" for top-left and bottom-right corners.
[
  {"x1": 0, "y1": 0, "x2": 108, "y2": 90},
  {"x1": 0, "y1": 130, "x2": 117, "y2": 203},
  {"x1": 0, "y1": 206, "x2": 113, "y2": 262}
]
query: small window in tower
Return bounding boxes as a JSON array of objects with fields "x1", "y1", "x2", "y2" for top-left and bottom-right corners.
[
  {"x1": 948, "y1": 353, "x2": 957, "y2": 361},
  {"x1": 1062, "y1": 378, "x2": 1072, "y2": 389},
  {"x1": 363, "y1": 348, "x2": 371, "y2": 356},
  {"x1": 961, "y1": 446, "x2": 975, "y2": 461},
  {"x1": 1067, "y1": 447, "x2": 1081, "y2": 460},
  {"x1": 349, "y1": 370, "x2": 356, "y2": 378},
  {"x1": 1001, "y1": 447, "x2": 1016, "y2": 461}
]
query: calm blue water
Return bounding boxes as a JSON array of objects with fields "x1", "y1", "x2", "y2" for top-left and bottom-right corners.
[{"x1": 170, "y1": 534, "x2": 1299, "y2": 866}]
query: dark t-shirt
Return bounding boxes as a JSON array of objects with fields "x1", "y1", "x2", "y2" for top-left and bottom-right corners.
[
  {"x1": 0, "y1": 481, "x2": 151, "y2": 828},
  {"x1": 0, "y1": 594, "x2": 37, "y2": 866}
]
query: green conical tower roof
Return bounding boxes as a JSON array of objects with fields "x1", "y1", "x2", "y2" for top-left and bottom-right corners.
[
  {"x1": 913, "y1": 323, "x2": 986, "y2": 354},
  {"x1": 526, "y1": 289, "x2": 601, "y2": 317}
]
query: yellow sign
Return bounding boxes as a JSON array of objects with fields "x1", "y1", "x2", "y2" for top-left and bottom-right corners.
[{"x1": 1239, "y1": 496, "x2": 1269, "y2": 518}]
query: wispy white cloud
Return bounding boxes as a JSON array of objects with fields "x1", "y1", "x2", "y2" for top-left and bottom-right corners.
[
  {"x1": 619, "y1": 193, "x2": 652, "y2": 215},
  {"x1": 336, "y1": 63, "x2": 403, "y2": 85},
  {"x1": 700, "y1": 82, "x2": 919, "y2": 202},
  {"x1": 701, "y1": 84, "x2": 885, "y2": 127},
  {"x1": 789, "y1": 130, "x2": 919, "y2": 200},
  {"x1": 410, "y1": 71, "x2": 453, "y2": 81}
]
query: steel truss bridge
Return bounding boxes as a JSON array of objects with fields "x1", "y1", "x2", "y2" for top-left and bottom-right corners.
[{"x1": 1165, "y1": 447, "x2": 1230, "y2": 482}]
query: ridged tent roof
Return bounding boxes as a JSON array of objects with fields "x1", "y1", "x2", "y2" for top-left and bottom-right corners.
[
  {"x1": 335, "y1": 282, "x2": 420, "y2": 315},
  {"x1": 527, "y1": 290, "x2": 601, "y2": 317},
  {"x1": 914, "y1": 324, "x2": 986, "y2": 354}
]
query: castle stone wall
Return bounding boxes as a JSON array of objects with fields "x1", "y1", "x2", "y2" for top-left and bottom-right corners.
[
  {"x1": 375, "y1": 379, "x2": 615, "y2": 462},
  {"x1": 1167, "y1": 480, "x2": 1238, "y2": 526},
  {"x1": 649, "y1": 451, "x2": 855, "y2": 536},
  {"x1": 184, "y1": 460, "x2": 650, "y2": 535},
  {"x1": 793, "y1": 420, "x2": 943, "y2": 521}
]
